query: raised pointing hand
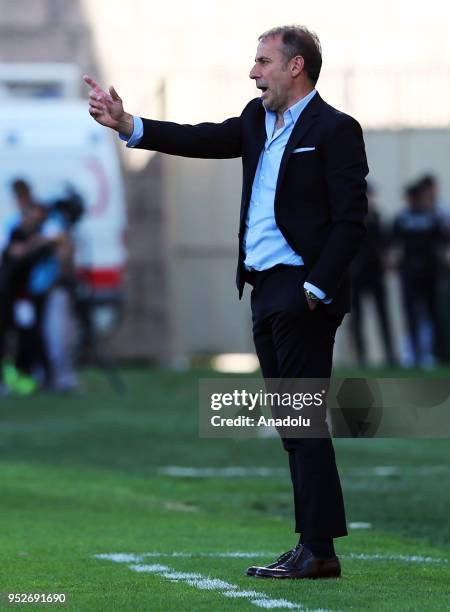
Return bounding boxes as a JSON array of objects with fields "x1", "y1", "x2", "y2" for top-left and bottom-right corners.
[{"x1": 83, "y1": 74, "x2": 133, "y2": 136}]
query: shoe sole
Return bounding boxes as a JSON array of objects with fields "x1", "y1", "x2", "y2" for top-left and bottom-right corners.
[
  {"x1": 246, "y1": 564, "x2": 280, "y2": 577},
  {"x1": 246, "y1": 551, "x2": 296, "y2": 577},
  {"x1": 255, "y1": 568, "x2": 341, "y2": 579}
]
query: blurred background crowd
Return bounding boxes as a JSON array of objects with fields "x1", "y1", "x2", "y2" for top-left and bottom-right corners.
[
  {"x1": 351, "y1": 175, "x2": 450, "y2": 369},
  {"x1": 2, "y1": 170, "x2": 450, "y2": 395}
]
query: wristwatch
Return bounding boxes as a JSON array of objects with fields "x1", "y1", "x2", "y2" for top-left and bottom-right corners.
[{"x1": 304, "y1": 289, "x2": 320, "y2": 303}]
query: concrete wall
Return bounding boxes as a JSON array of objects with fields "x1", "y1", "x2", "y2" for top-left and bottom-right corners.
[{"x1": 0, "y1": 0, "x2": 96, "y2": 76}]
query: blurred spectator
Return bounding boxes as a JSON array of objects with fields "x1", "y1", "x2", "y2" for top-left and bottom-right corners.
[
  {"x1": 8, "y1": 179, "x2": 34, "y2": 230},
  {"x1": 20, "y1": 206, "x2": 55, "y2": 379},
  {"x1": 41, "y1": 191, "x2": 82, "y2": 392},
  {"x1": 417, "y1": 174, "x2": 450, "y2": 361},
  {"x1": 392, "y1": 180, "x2": 448, "y2": 367},
  {"x1": 1, "y1": 202, "x2": 52, "y2": 386},
  {"x1": 0, "y1": 178, "x2": 36, "y2": 394},
  {"x1": 0, "y1": 180, "x2": 81, "y2": 393},
  {"x1": 350, "y1": 183, "x2": 396, "y2": 366},
  {"x1": 418, "y1": 174, "x2": 449, "y2": 219},
  {"x1": 0, "y1": 179, "x2": 35, "y2": 255}
]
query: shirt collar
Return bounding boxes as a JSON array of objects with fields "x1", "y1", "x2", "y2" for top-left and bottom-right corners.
[
  {"x1": 286, "y1": 88, "x2": 317, "y2": 123},
  {"x1": 264, "y1": 89, "x2": 317, "y2": 142}
]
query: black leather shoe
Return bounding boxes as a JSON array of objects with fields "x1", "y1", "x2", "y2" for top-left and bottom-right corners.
[
  {"x1": 246, "y1": 545, "x2": 299, "y2": 576},
  {"x1": 255, "y1": 545, "x2": 341, "y2": 579}
]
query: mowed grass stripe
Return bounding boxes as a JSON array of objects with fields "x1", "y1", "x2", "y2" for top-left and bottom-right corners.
[
  {"x1": 0, "y1": 367, "x2": 449, "y2": 611},
  {"x1": 1, "y1": 460, "x2": 449, "y2": 611}
]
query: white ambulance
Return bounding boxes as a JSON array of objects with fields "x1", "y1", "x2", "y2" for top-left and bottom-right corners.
[{"x1": 0, "y1": 63, "x2": 127, "y2": 314}]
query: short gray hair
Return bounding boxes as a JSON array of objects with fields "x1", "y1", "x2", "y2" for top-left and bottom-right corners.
[{"x1": 258, "y1": 25, "x2": 322, "y2": 85}]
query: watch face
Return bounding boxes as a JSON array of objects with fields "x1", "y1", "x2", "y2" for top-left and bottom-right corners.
[{"x1": 306, "y1": 290, "x2": 319, "y2": 301}]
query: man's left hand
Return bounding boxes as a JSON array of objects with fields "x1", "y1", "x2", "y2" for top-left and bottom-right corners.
[{"x1": 304, "y1": 290, "x2": 319, "y2": 311}]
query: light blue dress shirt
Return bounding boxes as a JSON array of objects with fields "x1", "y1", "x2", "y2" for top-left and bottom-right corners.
[
  {"x1": 121, "y1": 95, "x2": 329, "y2": 302},
  {"x1": 243, "y1": 89, "x2": 328, "y2": 302}
]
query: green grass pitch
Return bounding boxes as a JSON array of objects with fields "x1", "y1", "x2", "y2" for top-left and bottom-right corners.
[{"x1": 0, "y1": 368, "x2": 449, "y2": 611}]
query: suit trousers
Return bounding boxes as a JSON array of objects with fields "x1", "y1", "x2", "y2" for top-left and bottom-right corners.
[{"x1": 247, "y1": 264, "x2": 348, "y2": 539}]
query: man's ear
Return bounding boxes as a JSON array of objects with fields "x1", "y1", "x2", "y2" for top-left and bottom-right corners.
[{"x1": 291, "y1": 55, "x2": 305, "y2": 77}]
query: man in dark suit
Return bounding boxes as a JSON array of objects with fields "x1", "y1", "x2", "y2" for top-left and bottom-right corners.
[{"x1": 85, "y1": 24, "x2": 368, "y2": 579}]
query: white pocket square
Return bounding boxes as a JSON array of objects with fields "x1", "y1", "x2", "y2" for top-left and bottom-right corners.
[{"x1": 292, "y1": 146, "x2": 316, "y2": 153}]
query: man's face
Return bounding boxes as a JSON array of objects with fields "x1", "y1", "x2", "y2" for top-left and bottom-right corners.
[
  {"x1": 13, "y1": 186, "x2": 32, "y2": 215},
  {"x1": 249, "y1": 35, "x2": 294, "y2": 112}
]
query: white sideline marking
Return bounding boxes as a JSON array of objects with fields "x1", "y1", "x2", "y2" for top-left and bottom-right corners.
[
  {"x1": 98, "y1": 551, "x2": 273, "y2": 559},
  {"x1": 126, "y1": 563, "x2": 307, "y2": 610},
  {"x1": 94, "y1": 553, "x2": 143, "y2": 563},
  {"x1": 348, "y1": 522, "x2": 372, "y2": 529},
  {"x1": 342, "y1": 552, "x2": 448, "y2": 564},
  {"x1": 372, "y1": 466, "x2": 401, "y2": 477},
  {"x1": 157, "y1": 464, "x2": 450, "y2": 479},
  {"x1": 94, "y1": 550, "x2": 449, "y2": 611},
  {"x1": 223, "y1": 590, "x2": 267, "y2": 598},
  {"x1": 158, "y1": 466, "x2": 286, "y2": 478},
  {"x1": 94, "y1": 551, "x2": 448, "y2": 565},
  {"x1": 344, "y1": 465, "x2": 450, "y2": 477},
  {"x1": 184, "y1": 578, "x2": 237, "y2": 590},
  {"x1": 130, "y1": 564, "x2": 169, "y2": 573},
  {"x1": 95, "y1": 556, "x2": 322, "y2": 611},
  {"x1": 251, "y1": 600, "x2": 300, "y2": 610},
  {"x1": 187, "y1": 551, "x2": 273, "y2": 558},
  {"x1": 162, "y1": 571, "x2": 203, "y2": 580}
]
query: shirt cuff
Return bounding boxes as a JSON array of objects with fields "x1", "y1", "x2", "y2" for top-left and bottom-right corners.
[
  {"x1": 118, "y1": 116, "x2": 143, "y2": 147},
  {"x1": 303, "y1": 281, "x2": 333, "y2": 304}
]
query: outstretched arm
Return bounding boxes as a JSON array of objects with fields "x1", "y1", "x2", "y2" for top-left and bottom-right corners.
[
  {"x1": 84, "y1": 74, "x2": 243, "y2": 159},
  {"x1": 135, "y1": 116, "x2": 242, "y2": 159}
]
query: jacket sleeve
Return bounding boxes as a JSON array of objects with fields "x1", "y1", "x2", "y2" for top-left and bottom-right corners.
[
  {"x1": 305, "y1": 115, "x2": 369, "y2": 297},
  {"x1": 135, "y1": 115, "x2": 242, "y2": 159}
]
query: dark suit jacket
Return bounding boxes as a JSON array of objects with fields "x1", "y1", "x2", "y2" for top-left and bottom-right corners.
[{"x1": 136, "y1": 92, "x2": 369, "y2": 313}]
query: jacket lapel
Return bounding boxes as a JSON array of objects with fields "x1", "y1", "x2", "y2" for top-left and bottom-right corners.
[{"x1": 274, "y1": 92, "x2": 323, "y2": 202}]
